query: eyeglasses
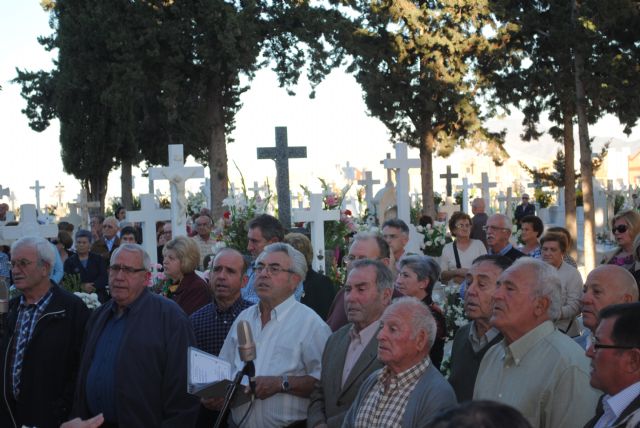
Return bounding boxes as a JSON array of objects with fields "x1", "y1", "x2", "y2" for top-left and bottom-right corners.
[
  {"x1": 109, "y1": 265, "x2": 147, "y2": 274},
  {"x1": 483, "y1": 225, "x2": 510, "y2": 232},
  {"x1": 613, "y1": 224, "x2": 629, "y2": 234},
  {"x1": 254, "y1": 264, "x2": 295, "y2": 275},
  {"x1": 10, "y1": 259, "x2": 34, "y2": 269},
  {"x1": 455, "y1": 223, "x2": 471, "y2": 229},
  {"x1": 195, "y1": 223, "x2": 210, "y2": 227},
  {"x1": 588, "y1": 335, "x2": 638, "y2": 351}
]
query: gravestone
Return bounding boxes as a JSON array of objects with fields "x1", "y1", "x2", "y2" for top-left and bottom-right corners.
[
  {"x1": 200, "y1": 178, "x2": 211, "y2": 209},
  {"x1": 474, "y1": 173, "x2": 497, "y2": 214},
  {"x1": 29, "y1": 180, "x2": 45, "y2": 213},
  {"x1": 0, "y1": 186, "x2": 10, "y2": 199},
  {"x1": 68, "y1": 189, "x2": 100, "y2": 230},
  {"x1": 126, "y1": 194, "x2": 171, "y2": 265},
  {"x1": 149, "y1": 144, "x2": 205, "y2": 237},
  {"x1": 60, "y1": 204, "x2": 82, "y2": 232},
  {"x1": 292, "y1": 193, "x2": 340, "y2": 273},
  {"x1": 593, "y1": 179, "x2": 608, "y2": 235},
  {"x1": 357, "y1": 170, "x2": 380, "y2": 213},
  {"x1": 53, "y1": 182, "x2": 66, "y2": 218},
  {"x1": 456, "y1": 177, "x2": 473, "y2": 214},
  {"x1": 342, "y1": 161, "x2": 357, "y2": 183},
  {"x1": 382, "y1": 143, "x2": 420, "y2": 225},
  {"x1": 439, "y1": 166, "x2": 458, "y2": 197},
  {"x1": 257, "y1": 126, "x2": 307, "y2": 228},
  {"x1": 0, "y1": 204, "x2": 58, "y2": 242},
  {"x1": 438, "y1": 197, "x2": 460, "y2": 222}
]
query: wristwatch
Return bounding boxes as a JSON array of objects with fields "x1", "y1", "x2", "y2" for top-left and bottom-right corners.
[{"x1": 281, "y1": 375, "x2": 290, "y2": 393}]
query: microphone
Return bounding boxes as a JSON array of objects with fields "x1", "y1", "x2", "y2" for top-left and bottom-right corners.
[
  {"x1": 237, "y1": 320, "x2": 256, "y2": 392},
  {"x1": 0, "y1": 278, "x2": 9, "y2": 339}
]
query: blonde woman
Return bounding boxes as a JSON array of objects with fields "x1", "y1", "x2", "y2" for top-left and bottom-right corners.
[{"x1": 162, "y1": 236, "x2": 209, "y2": 315}]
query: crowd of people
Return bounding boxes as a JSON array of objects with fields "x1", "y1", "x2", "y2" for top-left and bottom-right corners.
[{"x1": 0, "y1": 197, "x2": 639, "y2": 428}]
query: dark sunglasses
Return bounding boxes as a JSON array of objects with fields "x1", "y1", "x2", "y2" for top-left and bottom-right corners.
[{"x1": 613, "y1": 224, "x2": 629, "y2": 234}]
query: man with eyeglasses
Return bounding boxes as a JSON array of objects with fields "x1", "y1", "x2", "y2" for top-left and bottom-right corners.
[
  {"x1": 0, "y1": 236, "x2": 90, "y2": 428},
  {"x1": 474, "y1": 258, "x2": 599, "y2": 428},
  {"x1": 71, "y1": 244, "x2": 199, "y2": 426},
  {"x1": 191, "y1": 215, "x2": 215, "y2": 270},
  {"x1": 584, "y1": 302, "x2": 640, "y2": 428},
  {"x1": 218, "y1": 243, "x2": 331, "y2": 428},
  {"x1": 514, "y1": 193, "x2": 535, "y2": 229},
  {"x1": 483, "y1": 214, "x2": 524, "y2": 263}
]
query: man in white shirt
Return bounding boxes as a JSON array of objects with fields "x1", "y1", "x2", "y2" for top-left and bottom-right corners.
[
  {"x1": 219, "y1": 243, "x2": 331, "y2": 428},
  {"x1": 584, "y1": 303, "x2": 640, "y2": 428}
]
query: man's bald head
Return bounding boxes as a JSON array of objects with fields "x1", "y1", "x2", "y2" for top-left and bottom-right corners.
[{"x1": 581, "y1": 265, "x2": 639, "y2": 331}]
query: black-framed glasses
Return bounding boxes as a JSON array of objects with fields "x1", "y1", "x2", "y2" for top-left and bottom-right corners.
[
  {"x1": 109, "y1": 265, "x2": 147, "y2": 274},
  {"x1": 588, "y1": 335, "x2": 638, "y2": 351},
  {"x1": 613, "y1": 224, "x2": 629, "y2": 234},
  {"x1": 254, "y1": 264, "x2": 295, "y2": 275},
  {"x1": 483, "y1": 225, "x2": 510, "y2": 232}
]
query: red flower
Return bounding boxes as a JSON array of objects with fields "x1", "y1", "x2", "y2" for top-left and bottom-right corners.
[
  {"x1": 223, "y1": 211, "x2": 231, "y2": 219},
  {"x1": 344, "y1": 209, "x2": 352, "y2": 216}
]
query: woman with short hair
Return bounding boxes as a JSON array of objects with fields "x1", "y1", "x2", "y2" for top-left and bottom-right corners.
[{"x1": 162, "y1": 236, "x2": 209, "y2": 315}]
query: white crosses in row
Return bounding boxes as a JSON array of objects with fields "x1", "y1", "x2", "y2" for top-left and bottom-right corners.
[{"x1": 126, "y1": 194, "x2": 171, "y2": 266}]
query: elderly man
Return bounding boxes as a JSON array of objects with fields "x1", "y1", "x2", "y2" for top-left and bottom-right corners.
[
  {"x1": 0, "y1": 237, "x2": 90, "y2": 428},
  {"x1": 192, "y1": 215, "x2": 215, "y2": 270},
  {"x1": 90, "y1": 216, "x2": 120, "y2": 262},
  {"x1": 474, "y1": 258, "x2": 599, "y2": 428},
  {"x1": 308, "y1": 259, "x2": 393, "y2": 428},
  {"x1": 584, "y1": 303, "x2": 640, "y2": 428},
  {"x1": 470, "y1": 198, "x2": 488, "y2": 247},
  {"x1": 577, "y1": 264, "x2": 639, "y2": 349},
  {"x1": 243, "y1": 214, "x2": 286, "y2": 303},
  {"x1": 448, "y1": 255, "x2": 511, "y2": 402},
  {"x1": 219, "y1": 243, "x2": 331, "y2": 428},
  {"x1": 381, "y1": 218, "x2": 410, "y2": 273},
  {"x1": 325, "y1": 233, "x2": 395, "y2": 331},
  {"x1": 343, "y1": 297, "x2": 457, "y2": 427},
  {"x1": 72, "y1": 244, "x2": 199, "y2": 426},
  {"x1": 484, "y1": 214, "x2": 524, "y2": 262},
  {"x1": 514, "y1": 193, "x2": 536, "y2": 228},
  {"x1": 190, "y1": 248, "x2": 253, "y2": 427}
]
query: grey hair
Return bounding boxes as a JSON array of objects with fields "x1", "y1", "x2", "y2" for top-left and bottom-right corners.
[
  {"x1": 110, "y1": 243, "x2": 152, "y2": 271},
  {"x1": 11, "y1": 236, "x2": 57, "y2": 272},
  {"x1": 349, "y1": 232, "x2": 390, "y2": 259},
  {"x1": 256, "y1": 242, "x2": 308, "y2": 278},
  {"x1": 398, "y1": 255, "x2": 441, "y2": 287},
  {"x1": 491, "y1": 213, "x2": 513, "y2": 231},
  {"x1": 386, "y1": 296, "x2": 437, "y2": 351},
  {"x1": 509, "y1": 257, "x2": 561, "y2": 321},
  {"x1": 349, "y1": 258, "x2": 394, "y2": 293}
]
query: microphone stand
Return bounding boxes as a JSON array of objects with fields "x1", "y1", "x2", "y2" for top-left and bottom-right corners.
[{"x1": 214, "y1": 361, "x2": 255, "y2": 428}]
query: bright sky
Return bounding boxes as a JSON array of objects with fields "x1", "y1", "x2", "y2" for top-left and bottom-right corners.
[{"x1": 2, "y1": 2, "x2": 639, "y2": 211}]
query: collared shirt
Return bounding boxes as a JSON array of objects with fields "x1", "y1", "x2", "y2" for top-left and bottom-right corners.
[
  {"x1": 12, "y1": 288, "x2": 54, "y2": 397},
  {"x1": 191, "y1": 235, "x2": 214, "y2": 270},
  {"x1": 104, "y1": 236, "x2": 117, "y2": 252},
  {"x1": 489, "y1": 243, "x2": 514, "y2": 256},
  {"x1": 342, "y1": 321, "x2": 379, "y2": 386},
  {"x1": 190, "y1": 297, "x2": 253, "y2": 356},
  {"x1": 353, "y1": 357, "x2": 430, "y2": 428},
  {"x1": 474, "y1": 320, "x2": 600, "y2": 428},
  {"x1": 595, "y1": 381, "x2": 640, "y2": 428},
  {"x1": 85, "y1": 307, "x2": 128, "y2": 422},
  {"x1": 242, "y1": 265, "x2": 304, "y2": 304},
  {"x1": 468, "y1": 321, "x2": 500, "y2": 353},
  {"x1": 219, "y1": 294, "x2": 331, "y2": 428}
]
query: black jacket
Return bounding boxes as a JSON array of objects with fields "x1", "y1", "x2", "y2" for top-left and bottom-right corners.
[
  {"x1": 0, "y1": 284, "x2": 90, "y2": 428},
  {"x1": 63, "y1": 252, "x2": 108, "y2": 292}
]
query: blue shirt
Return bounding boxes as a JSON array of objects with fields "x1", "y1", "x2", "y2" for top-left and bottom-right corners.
[
  {"x1": 85, "y1": 307, "x2": 128, "y2": 422},
  {"x1": 49, "y1": 243, "x2": 64, "y2": 284},
  {"x1": 0, "y1": 252, "x2": 9, "y2": 278},
  {"x1": 190, "y1": 297, "x2": 253, "y2": 356}
]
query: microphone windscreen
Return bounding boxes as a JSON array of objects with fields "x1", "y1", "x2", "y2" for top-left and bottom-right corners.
[{"x1": 237, "y1": 320, "x2": 256, "y2": 362}]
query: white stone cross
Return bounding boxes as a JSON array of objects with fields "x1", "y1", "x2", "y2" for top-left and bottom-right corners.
[
  {"x1": 200, "y1": 178, "x2": 211, "y2": 210},
  {"x1": 342, "y1": 161, "x2": 357, "y2": 183},
  {"x1": 0, "y1": 185, "x2": 10, "y2": 199},
  {"x1": 60, "y1": 203, "x2": 82, "y2": 231},
  {"x1": 68, "y1": 189, "x2": 100, "y2": 230},
  {"x1": 149, "y1": 144, "x2": 205, "y2": 237},
  {"x1": 252, "y1": 181, "x2": 262, "y2": 197},
  {"x1": 380, "y1": 153, "x2": 394, "y2": 185},
  {"x1": 29, "y1": 180, "x2": 45, "y2": 213},
  {"x1": 292, "y1": 193, "x2": 340, "y2": 273},
  {"x1": 357, "y1": 170, "x2": 380, "y2": 211},
  {"x1": 474, "y1": 173, "x2": 497, "y2": 214},
  {"x1": 438, "y1": 197, "x2": 460, "y2": 222},
  {"x1": 0, "y1": 204, "x2": 58, "y2": 242},
  {"x1": 126, "y1": 194, "x2": 171, "y2": 266},
  {"x1": 497, "y1": 191, "x2": 507, "y2": 214},
  {"x1": 383, "y1": 143, "x2": 420, "y2": 225},
  {"x1": 456, "y1": 177, "x2": 473, "y2": 213}
]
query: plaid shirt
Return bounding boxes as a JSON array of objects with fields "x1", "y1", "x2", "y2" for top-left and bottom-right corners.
[
  {"x1": 354, "y1": 357, "x2": 430, "y2": 428},
  {"x1": 12, "y1": 288, "x2": 54, "y2": 397},
  {"x1": 190, "y1": 297, "x2": 253, "y2": 356}
]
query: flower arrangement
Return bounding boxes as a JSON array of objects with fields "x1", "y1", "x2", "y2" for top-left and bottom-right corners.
[
  {"x1": 61, "y1": 273, "x2": 102, "y2": 309},
  {"x1": 149, "y1": 263, "x2": 174, "y2": 297},
  {"x1": 441, "y1": 283, "x2": 467, "y2": 340},
  {"x1": 533, "y1": 188, "x2": 553, "y2": 209},
  {"x1": 417, "y1": 223, "x2": 448, "y2": 257},
  {"x1": 74, "y1": 292, "x2": 101, "y2": 310}
]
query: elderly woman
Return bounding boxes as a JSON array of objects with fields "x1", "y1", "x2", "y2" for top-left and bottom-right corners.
[
  {"x1": 63, "y1": 229, "x2": 108, "y2": 302},
  {"x1": 439, "y1": 212, "x2": 487, "y2": 284},
  {"x1": 162, "y1": 236, "x2": 210, "y2": 316},
  {"x1": 518, "y1": 215, "x2": 544, "y2": 258},
  {"x1": 395, "y1": 254, "x2": 447, "y2": 369},
  {"x1": 540, "y1": 232, "x2": 582, "y2": 336},
  {"x1": 283, "y1": 232, "x2": 336, "y2": 319},
  {"x1": 605, "y1": 210, "x2": 640, "y2": 271}
]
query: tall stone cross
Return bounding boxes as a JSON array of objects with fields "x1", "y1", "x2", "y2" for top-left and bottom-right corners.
[
  {"x1": 357, "y1": 170, "x2": 380, "y2": 211},
  {"x1": 497, "y1": 191, "x2": 507, "y2": 214},
  {"x1": 292, "y1": 193, "x2": 340, "y2": 273},
  {"x1": 456, "y1": 177, "x2": 473, "y2": 213},
  {"x1": 126, "y1": 194, "x2": 171, "y2": 266},
  {"x1": 69, "y1": 189, "x2": 100, "y2": 230},
  {"x1": 439, "y1": 166, "x2": 459, "y2": 197},
  {"x1": 474, "y1": 173, "x2": 497, "y2": 213},
  {"x1": 0, "y1": 204, "x2": 58, "y2": 242},
  {"x1": 30, "y1": 180, "x2": 45, "y2": 213},
  {"x1": 200, "y1": 178, "x2": 211, "y2": 209},
  {"x1": 0, "y1": 185, "x2": 10, "y2": 199},
  {"x1": 252, "y1": 181, "x2": 262, "y2": 197},
  {"x1": 342, "y1": 161, "x2": 357, "y2": 183},
  {"x1": 257, "y1": 126, "x2": 307, "y2": 228},
  {"x1": 149, "y1": 144, "x2": 205, "y2": 237},
  {"x1": 380, "y1": 153, "x2": 394, "y2": 185},
  {"x1": 383, "y1": 143, "x2": 420, "y2": 224}
]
